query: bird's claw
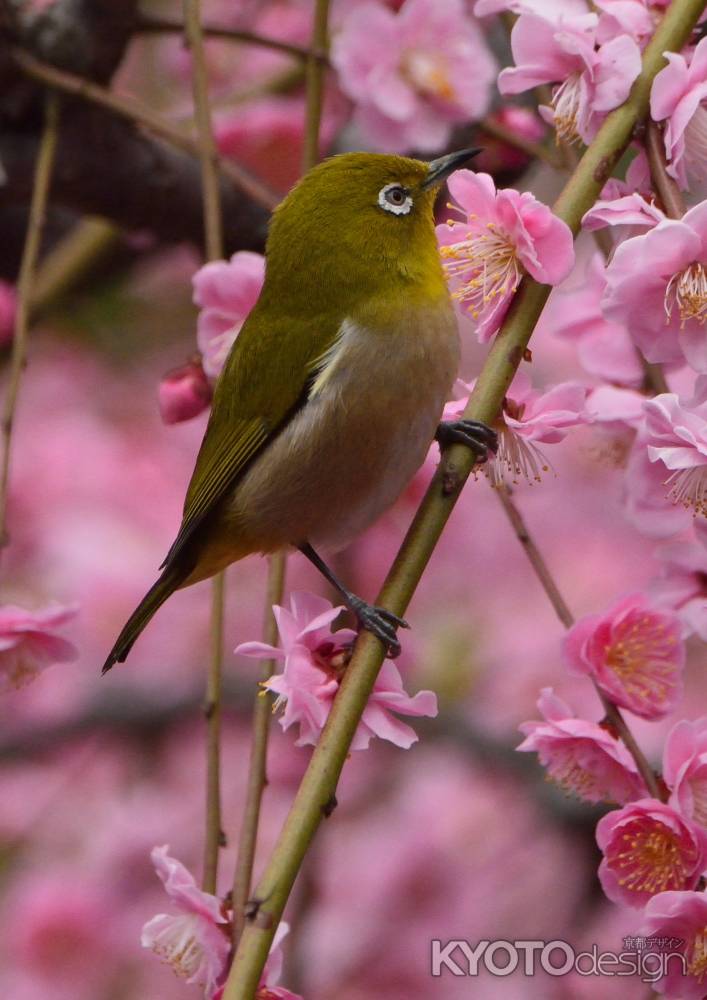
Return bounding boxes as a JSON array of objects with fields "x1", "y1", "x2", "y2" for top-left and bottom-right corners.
[
  {"x1": 436, "y1": 419, "x2": 498, "y2": 463},
  {"x1": 347, "y1": 596, "x2": 409, "y2": 658}
]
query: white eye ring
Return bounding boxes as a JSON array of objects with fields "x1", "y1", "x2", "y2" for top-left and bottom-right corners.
[{"x1": 378, "y1": 183, "x2": 413, "y2": 216}]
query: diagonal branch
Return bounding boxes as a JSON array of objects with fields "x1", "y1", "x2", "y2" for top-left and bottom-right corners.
[{"x1": 222, "y1": 0, "x2": 707, "y2": 994}]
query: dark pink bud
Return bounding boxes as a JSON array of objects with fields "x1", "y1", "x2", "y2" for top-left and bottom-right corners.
[{"x1": 158, "y1": 355, "x2": 212, "y2": 425}]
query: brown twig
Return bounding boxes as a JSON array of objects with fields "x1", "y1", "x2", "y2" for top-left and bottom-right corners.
[
  {"x1": 495, "y1": 485, "x2": 663, "y2": 800},
  {"x1": 135, "y1": 12, "x2": 327, "y2": 63},
  {"x1": 231, "y1": 553, "x2": 287, "y2": 946},
  {"x1": 0, "y1": 93, "x2": 60, "y2": 550},
  {"x1": 10, "y1": 47, "x2": 279, "y2": 211},
  {"x1": 183, "y1": 0, "x2": 226, "y2": 895},
  {"x1": 302, "y1": 0, "x2": 331, "y2": 172}
]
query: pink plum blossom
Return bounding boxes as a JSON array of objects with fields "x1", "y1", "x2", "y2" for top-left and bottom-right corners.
[
  {"x1": 236, "y1": 592, "x2": 437, "y2": 750},
  {"x1": 640, "y1": 891, "x2": 707, "y2": 1000},
  {"x1": 0, "y1": 603, "x2": 77, "y2": 692},
  {"x1": 192, "y1": 251, "x2": 265, "y2": 378},
  {"x1": 602, "y1": 201, "x2": 707, "y2": 373},
  {"x1": 664, "y1": 718, "x2": 707, "y2": 829},
  {"x1": 562, "y1": 593, "x2": 685, "y2": 720},
  {"x1": 141, "y1": 845, "x2": 229, "y2": 994},
  {"x1": 517, "y1": 687, "x2": 648, "y2": 804},
  {"x1": 474, "y1": 0, "x2": 586, "y2": 15},
  {"x1": 624, "y1": 431, "x2": 694, "y2": 538},
  {"x1": 596, "y1": 799, "x2": 706, "y2": 908},
  {"x1": 649, "y1": 539, "x2": 707, "y2": 640},
  {"x1": 436, "y1": 170, "x2": 574, "y2": 343},
  {"x1": 498, "y1": 12, "x2": 642, "y2": 144},
  {"x1": 157, "y1": 356, "x2": 212, "y2": 425},
  {"x1": 582, "y1": 191, "x2": 664, "y2": 233},
  {"x1": 651, "y1": 35, "x2": 707, "y2": 190},
  {"x1": 595, "y1": 0, "x2": 659, "y2": 49},
  {"x1": 0, "y1": 280, "x2": 16, "y2": 346},
  {"x1": 444, "y1": 371, "x2": 590, "y2": 485},
  {"x1": 644, "y1": 378, "x2": 707, "y2": 518},
  {"x1": 331, "y1": 0, "x2": 496, "y2": 153}
]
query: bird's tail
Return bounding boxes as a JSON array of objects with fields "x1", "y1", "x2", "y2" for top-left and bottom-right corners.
[{"x1": 102, "y1": 564, "x2": 186, "y2": 674}]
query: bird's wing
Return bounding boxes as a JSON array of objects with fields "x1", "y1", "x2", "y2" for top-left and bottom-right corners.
[{"x1": 161, "y1": 306, "x2": 343, "y2": 570}]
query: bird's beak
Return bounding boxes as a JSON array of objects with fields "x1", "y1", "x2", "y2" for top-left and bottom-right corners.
[{"x1": 421, "y1": 147, "x2": 483, "y2": 190}]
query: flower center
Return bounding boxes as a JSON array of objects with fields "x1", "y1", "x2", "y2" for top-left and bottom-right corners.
[
  {"x1": 615, "y1": 821, "x2": 691, "y2": 894},
  {"x1": 440, "y1": 223, "x2": 521, "y2": 320},
  {"x1": 312, "y1": 640, "x2": 351, "y2": 679},
  {"x1": 688, "y1": 928, "x2": 707, "y2": 982},
  {"x1": 605, "y1": 614, "x2": 678, "y2": 703},
  {"x1": 664, "y1": 262, "x2": 707, "y2": 327},
  {"x1": 148, "y1": 914, "x2": 204, "y2": 980},
  {"x1": 551, "y1": 73, "x2": 582, "y2": 145},
  {"x1": 402, "y1": 50, "x2": 455, "y2": 101},
  {"x1": 664, "y1": 465, "x2": 707, "y2": 517}
]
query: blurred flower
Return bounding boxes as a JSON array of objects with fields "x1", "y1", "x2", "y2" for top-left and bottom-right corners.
[
  {"x1": 158, "y1": 355, "x2": 212, "y2": 425},
  {"x1": 0, "y1": 603, "x2": 77, "y2": 692},
  {"x1": 0, "y1": 280, "x2": 16, "y2": 346},
  {"x1": 141, "y1": 845, "x2": 229, "y2": 994},
  {"x1": 651, "y1": 35, "x2": 707, "y2": 190},
  {"x1": 649, "y1": 539, "x2": 707, "y2": 640},
  {"x1": 444, "y1": 371, "x2": 590, "y2": 485},
  {"x1": 644, "y1": 379, "x2": 707, "y2": 518},
  {"x1": 331, "y1": 0, "x2": 496, "y2": 152},
  {"x1": 640, "y1": 890, "x2": 707, "y2": 999},
  {"x1": 596, "y1": 799, "x2": 706, "y2": 907},
  {"x1": 436, "y1": 170, "x2": 574, "y2": 343},
  {"x1": 562, "y1": 593, "x2": 685, "y2": 720},
  {"x1": 624, "y1": 431, "x2": 694, "y2": 538},
  {"x1": 192, "y1": 251, "x2": 265, "y2": 378},
  {"x1": 473, "y1": 106, "x2": 547, "y2": 177},
  {"x1": 474, "y1": 0, "x2": 587, "y2": 14},
  {"x1": 664, "y1": 718, "x2": 707, "y2": 829},
  {"x1": 236, "y1": 591, "x2": 437, "y2": 750},
  {"x1": 517, "y1": 687, "x2": 648, "y2": 804},
  {"x1": 499, "y1": 12, "x2": 641, "y2": 144},
  {"x1": 602, "y1": 202, "x2": 707, "y2": 373}
]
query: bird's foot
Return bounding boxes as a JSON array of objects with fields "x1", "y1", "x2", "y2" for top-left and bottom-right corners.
[
  {"x1": 436, "y1": 419, "x2": 498, "y2": 463},
  {"x1": 346, "y1": 595, "x2": 409, "y2": 659}
]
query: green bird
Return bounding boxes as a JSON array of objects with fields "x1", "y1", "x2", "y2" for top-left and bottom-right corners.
[{"x1": 102, "y1": 149, "x2": 496, "y2": 673}]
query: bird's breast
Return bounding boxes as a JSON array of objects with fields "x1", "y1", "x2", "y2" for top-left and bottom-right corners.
[{"x1": 228, "y1": 303, "x2": 460, "y2": 552}]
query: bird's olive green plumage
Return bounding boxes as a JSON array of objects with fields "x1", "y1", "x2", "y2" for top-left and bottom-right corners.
[{"x1": 103, "y1": 149, "x2": 477, "y2": 672}]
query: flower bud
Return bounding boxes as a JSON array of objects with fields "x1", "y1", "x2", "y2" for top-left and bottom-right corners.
[{"x1": 158, "y1": 356, "x2": 212, "y2": 425}]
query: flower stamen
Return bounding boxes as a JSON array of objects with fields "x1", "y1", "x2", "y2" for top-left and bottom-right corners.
[
  {"x1": 551, "y1": 73, "x2": 582, "y2": 145},
  {"x1": 440, "y1": 223, "x2": 521, "y2": 319},
  {"x1": 664, "y1": 262, "x2": 707, "y2": 327}
]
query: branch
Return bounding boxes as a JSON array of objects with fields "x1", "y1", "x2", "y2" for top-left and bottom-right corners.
[
  {"x1": 0, "y1": 92, "x2": 60, "y2": 549},
  {"x1": 495, "y1": 486, "x2": 662, "y2": 800},
  {"x1": 223, "y1": 1, "x2": 707, "y2": 993},
  {"x1": 10, "y1": 47, "x2": 279, "y2": 211},
  {"x1": 182, "y1": 0, "x2": 226, "y2": 896},
  {"x1": 135, "y1": 13, "x2": 326, "y2": 63},
  {"x1": 301, "y1": 0, "x2": 330, "y2": 172}
]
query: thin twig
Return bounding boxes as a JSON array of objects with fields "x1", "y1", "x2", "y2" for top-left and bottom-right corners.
[
  {"x1": 302, "y1": 0, "x2": 331, "y2": 172},
  {"x1": 222, "y1": 2, "x2": 706, "y2": 992},
  {"x1": 0, "y1": 93, "x2": 60, "y2": 550},
  {"x1": 11, "y1": 47, "x2": 278, "y2": 211},
  {"x1": 136, "y1": 12, "x2": 327, "y2": 63},
  {"x1": 231, "y1": 553, "x2": 287, "y2": 946},
  {"x1": 645, "y1": 118, "x2": 687, "y2": 219},
  {"x1": 477, "y1": 115, "x2": 564, "y2": 170},
  {"x1": 183, "y1": 0, "x2": 226, "y2": 895},
  {"x1": 495, "y1": 485, "x2": 662, "y2": 800},
  {"x1": 30, "y1": 217, "x2": 119, "y2": 314}
]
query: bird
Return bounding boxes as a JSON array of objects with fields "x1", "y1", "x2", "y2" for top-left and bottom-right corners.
[{"x1": 102, "y1": 148, "x2": 497, "y2": 673}]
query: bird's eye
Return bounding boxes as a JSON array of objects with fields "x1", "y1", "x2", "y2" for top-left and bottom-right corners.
[{"x1": 378, "y1": 183, "x2": 413, "y2": 216}]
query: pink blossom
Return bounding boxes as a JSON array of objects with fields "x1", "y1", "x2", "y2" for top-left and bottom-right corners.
[
  {"x1": 651, "y1": 35, "x2": 707, "y2": 190},
  {"x1": 664, "y1": 718, "x2": 707, "y2": 829},
  {"x1": 545, "y1": 253, "x2": 644, "y2": 386},
  {"x1": 436, "y1": 170, "x2": 574, "y2": 343},
  {"x1": 192, "y1": 251, "x2": 265, "y2": 378},
  {"x1": 157, "y1": 356, "x2": 212, "y2": 425},
  {"x1": 602, "y1": 201, "x2": 707, "y2": 373},
  {"x1": 141, "y1": 845, "x2": 229, "y2": 994},
  {"x1": 444, "y1": 371, "x2": 590, "y2": 485},
  {"x1": 331, "y1": 0, "x2": 496, "y2": 153},
  {"x1": 624, "y1": 431, "x2": 694, "y2": 538},
  {"x1": 236, "y1": 592, "x2": 437, "y2": 750},
  {"x1": 595, "y1": 0, "x2": 658, "y2": 49},
  {"x1": 640, "y1": 891, "x2": 707, "y2": 999},
  {"x1": 596, "y1": 799, "x2": 706, "y2": 907},
  {"x1": 517, "y1": 687, "x2": 648, "y2": 804},
  {"x1": 649, "y1": 539, "x2": 707, "y2": 640},
  {"x1": 0, "y1": 280, "x2": 16, "y2": 346},
  {"x1": 499, "y1": 12, "x2": 642, "y2": 144},
  {"x1": 562, "y1": 593, "x2": 685, "y2": 720},
  {"x1": 0, "y1": 603, "x2": 77, "y2": 692},
  {"x1": 474, "y1": 0, "x2": 586, "y2": 15},
  {"x1": 582, "y1": 191, "x2": 664, "y2": 233},
  {"x1": 644, "y1": 379, "x2": 707, "y2": 518}
]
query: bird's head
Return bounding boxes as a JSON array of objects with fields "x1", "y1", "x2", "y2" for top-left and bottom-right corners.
[{"x1": 262, "y1": 149, "x2": 481, "y2": 312}]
